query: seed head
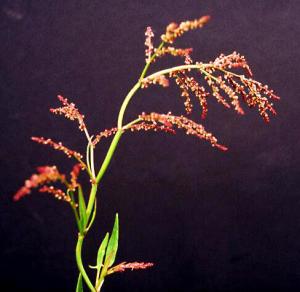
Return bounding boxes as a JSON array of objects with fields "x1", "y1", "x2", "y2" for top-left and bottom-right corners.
[
  {"x1": 155, "y1": 47, "x2": 193, "y2": 58},
  {"x1": 161, "y1": 15, "x2": 211, "y2": 43},
  {"x1": 14, "y1": 166, "x2": 66, "y2": 201},
  {"x1": 139, "y1": 112, "x2": 227, "y2": 151},
  {"x1": 141, "y1": 75, "x2": 169, "y2": 89},
  {"x1": 92, "y1": 127, "x2": 119, "y2": 146},
  {"x1": 39, "y1": 185, "x2": 71, "y2": 203},
  {"x1": 31, "y1": 136, "x2": 83, "y2": 162},
  {"x1": 145, "y1": 26, "x2": 154, "y2": 63},
  {"x1": 70, "y1": 164, "x2": 83, "y2": 191},
  {"x1": 50, "y1": 95, "x2": 87, "y2": 131}
]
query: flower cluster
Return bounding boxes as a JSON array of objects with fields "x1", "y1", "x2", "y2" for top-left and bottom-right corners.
[
  {"x1": 129, "y1": 121, "x2": 176, "y2": 134},
  {"x1": 201, "y1": 54, "x2": 279, "y2": 121},
  {"x1": 155, "y1": 46, "x2": 193, "y2": 58},
  {"x1": 31, "y1": 136, "x2": 83, "y2": 161},
  {"x1": 50, "y1": 95, "x2": 87, "y2": 131},
  {"x1": 161, "y1": 15, "x2": 211, "y2": 43},
  {"x1": 171, "y1": 70, "x2": 209, "y2": 118},
  {"x1": 107, "y1": 262, "x2": 154, "y2": 275},
  {"x1": 92, "y1": 127, "x2": 119, "y2": 146},
  {"x1": 135, "y1": 112, "x2": 227, "y2": 151},
  {"x1": 39, "y1": 185, "x2": 70, "y2": 202},
  {"x1": 141, "y1": 74, "x2": 169, "y2": 88},
  {"x1": 156, "y1": 53, "x2": 279, "y2": 122},
  {"x1": 13, "y1": 166, "x2": 67, "y2": 201},
  {"x1": 212, "y1": 51, "x2": 253, "y2": 77},
  {"x1": 70, "y1": 164, "x2": 82, "y2": 191},
  {"x1": 145, "y1": 26, "x2": 154, "y2": 63}
]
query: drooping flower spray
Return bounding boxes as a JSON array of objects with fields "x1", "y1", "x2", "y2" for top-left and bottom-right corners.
[{"x1": 14, "y1": 15, "x2": 279, "y2": 292}]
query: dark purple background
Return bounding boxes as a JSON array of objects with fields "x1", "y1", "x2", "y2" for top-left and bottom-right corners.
[{"x1": 0, "y1": 0, "x2": 299, "y2": 291}]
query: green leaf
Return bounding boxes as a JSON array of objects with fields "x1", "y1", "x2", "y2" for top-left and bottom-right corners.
[
  {"x1": 76, "y1": 273, "x2": 83, "y2": 292},
  {"x1": 104, "y1": 213, "x2": 119, "y2": 268},
  {"x1": 97, "y1": 232, "x2": 109, "y2": 270},
  {"x1": 78, "y1": 185, "x2": 87, "y2": 232}
]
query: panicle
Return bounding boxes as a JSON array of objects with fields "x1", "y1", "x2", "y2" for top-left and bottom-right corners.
[
  {"x1": 50, "y1": 95, "x2": 87, "y2": 131},
  {"x1": 39, "y1": 185, "x2": 71, "y2": 203},
  {"x1": 139, "y1": 112, "x2": 227, "y2": 151},
  {"x1": 195, "y1": 52, "x2": 279, "y2": 121},
  {"x1": 92, "y1": 127, "x2": 119, "y2": 146},
  {"x1": 161, "y1": 15, "x2": 211, "y2": 43},
  {"x1": 206, "y1": 67, "x2": 278, "y2": 122},
  {"x1": 145, "y1": 26, "x2": 154, "y2": 63},
  {"x1": 14, "y1": 166, "x2": 66, "y2": 201},
  {"x1": 141, "y1": 75, "x2": 169, "y2": 88},
  {"x1": 108, "y1": 262, "x2": 154, "y2": 274},
  {"x1": 31, "y1": 137, "x2": 83, "y2": 161}
]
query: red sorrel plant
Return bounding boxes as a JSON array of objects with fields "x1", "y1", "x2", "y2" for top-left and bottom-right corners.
[{"x1": 14, "y1": 15, "x2": 280, "y2": 292}]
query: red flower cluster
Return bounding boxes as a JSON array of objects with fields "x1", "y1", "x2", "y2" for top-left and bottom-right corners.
[
  {"x1": 161, "y1": 15, "x2": 211, "y2": 43},
  {"x1": 31, "y1": 136, "x2": 83, "y2": 161},
  {"x1": 155, "y1": 46, "x2": 193, "y2": 58},
  {"x1": 39, "y1": 185, "x2": 70, "y2": 202},
  {"x1": 145, "y1": 26, "x2": 154, "y2": 63},
  {"x1": 136, "y1": 112, "x2": 228, "y2": 151},
  {"x1": 141, "y1": 74, "x2": 170, "y2": 88},
  {"x1": 70, "y1": 164, "x2": 82, "y2": 191},
  {"x1": 13, "y1": 166, "x2": 66, "y2": 201},
  {"x1": 50, "y1": 95, "x2": 87, "y2": 131},
  {"x1": 92, "y1": 127, "x2": 119, "y2": 146}
]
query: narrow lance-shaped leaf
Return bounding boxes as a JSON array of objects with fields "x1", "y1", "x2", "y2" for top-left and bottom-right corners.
[
  {"x1": 78, "y1": 185, "x2": 87, "y2": 232},
  {"x1": 104, "y1": 213, "x2": 119, "y2": 268},
  {"x1": 97, "y1": 232, "x2": 109, "y2": 270}
]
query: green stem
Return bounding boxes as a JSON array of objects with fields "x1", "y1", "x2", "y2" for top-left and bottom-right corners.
[
  {"x1": 117, "y1": 83, "x2": 141, "y2": 129},
  {"x1": 86, "y1": 129, "x2": 123, "y2": 221},
  {"x1": 69, "y1": 191, "x2": 81, "y2": 231},
  {"x1": 86, "y1": 184, "x2": 98, "y2": 223},
  {"x1": 96, "y1": 130, "x2": 123, "y2": 184},
  {"x1": 76, "y1": 234, "x2": 96, "y2": 292},
  {"x1": 144, "y1": 63, "x2": 211, "y2": 80}
]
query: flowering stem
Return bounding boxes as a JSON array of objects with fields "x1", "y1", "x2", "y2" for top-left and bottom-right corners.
[{"x1": 78, "y1": 41, "x2": 166, "y2": 292}]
